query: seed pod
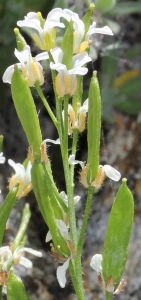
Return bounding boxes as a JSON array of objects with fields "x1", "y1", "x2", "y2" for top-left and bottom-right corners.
[
  {"x1": 11, "y1": 66, "x2": 42, "y2": 157},
  {"x1": 102, "y1": 178, "x2": 134, "y2": 298},
  {"x1": 87, "y1": 71, "x2": 101, "y2": 183},
  {"x1": 0, "y1": 187, "x2": 18, "y2": 246},
  {"x1": 14, "y1": 28, "x2": 27, "y2": 51},
  {"x1": 7, "y1": 271, "x2": 29, "y2": 300},
  {"x1": 31, "y1": 160, "x2": 70, "y2": 256}
]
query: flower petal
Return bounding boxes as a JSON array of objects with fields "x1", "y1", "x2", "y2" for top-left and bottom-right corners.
[
  {"x1": 19, "y1": 257, "x2": 32, "y2": 268},
  {"x1": 90, "y1": 254, "x2": 102, "y2": 273},
  {"x1": 45, "y1": 230, "x2": 52, "y2": 242},
  {"x1": 21, "y1": 247, "x2": 42, "y2": 257},
  {"x1": 2, "y1": 64, "x2": 21, "y2": 84},
  {"x1": 103, "y1": 165, "x2": 121, "y2": 181},
  {"x1": 43, "y1": 138, "x2": 60, "y2": 145},
  {"x1": 57, "y1": 258, "x2": 70, "y2": 288},
  {"x1": 56, "y1": 219, "x2": 68, "y2": 239},
  {"x1": 68, "y1": 154, "x2": 84, "y2": 169}
]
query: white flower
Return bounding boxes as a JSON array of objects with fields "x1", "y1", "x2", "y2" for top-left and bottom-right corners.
[
  {"x1": 86, "y1": 22, "x2": 113, "y2": 40},
  {"x1": 62, "y1": 9, "x2": 113, "y2": 54},
  {"x1": 90, "y1": 254, "x2": 102, "y2": 274},
  {"x1": 8, "y1": 159, "x2": 32, "y2": 198},
  {"x1": 17, "y1": 9, "x2": 65, "y2": 50},
  {"x1": 2, "y1": 45, "x2": 48, "y2": 86},
  {"x1": 0, "y1": 152, "x2": 5, "y2": 164},
  {"x1": 42, "y1": 138, "x2": 60, "y2": 145},
  {"x1": 67, "y1": 99, "x2": 88, "y2": 134},
  {"x1": 0, "y1": 245, "x2": 42, "y2": 272},
  {"x1": 50, "y1": 47, "x2": 91, "y2": 97},
  {"x1": 103, "y1": 165, "x2": 121, "y2": 181},
  {"x1": 68, "y1": 154, "x2": 85, "y2": 169},
  {"x1": 46, "y1": 219, "x2": 69, "y2": 243},
  {"x1": 56, "y1": 257, "x2": 70, "y2": 288},
  {"x1": 60, "y1": 191, "x2": 80, "y2": 206}
]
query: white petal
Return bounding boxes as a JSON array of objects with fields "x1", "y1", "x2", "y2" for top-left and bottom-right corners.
[
  {"x1": 45, "y1": 230, "x2": 52, "y2": 242},
  {"x1": 50, "y1": 47, "x2": 63, "y2": 64},
  {"x1": 90, "y1": 254, "x2": 102, "y2": 273},
  {"x1": 74, "y1": 196, "x2": 81, "y2": 205},
  {"x1": 103, "y1": 165, "x2": 121, "y2": 181},
  {"x1": 2, "y1": 64, "x2": 21, "y2": 84},
  {"x1": 35, "y1": 52, "x2": 49, "y2": 61},
  {"x1": 21, "y1": 247, "x2": 42, "y2": 257},
  {"x1": 72, "y1": 52, "x2": 92, "y2": 69},
  {"x1": 57, "y1": 258, "x2": 70, "y2": 288},
  {"x1": 0, "y1": 152, "x2": 5, "y2": 164},
  {"x1": 50, "y1": 62, "x2": 67, "y2": 72},
  {"x1": 43, "y1": 138, "x2": 60, "y2": 145},
  {"x1": 17, "y1": 18, "x2": 42, "y2": 35},
  {"x1": 14, "y1": 45, "x2": 32, "y2": 65},
  {"x1": 87, "y1": 23, "x2": 113, "y2": 39},
  {"x1": 19, "y1": 257, "x2": 32, "y2": 268},
  {"x1": 68, "y1": 154, "x2": 84, "y2": 169},
  {"x1": 56, "y1": 219, "x2": 68, "y2": 238},
  {"x1": 47, "y1": 8, "x2": 63, "y2": 21},
  {"x1": 0, "y1": 246, "x2": 10, "y2": 255},
  {"x1": 8, "y1": 159, "x2": 25, "y2": 178}
]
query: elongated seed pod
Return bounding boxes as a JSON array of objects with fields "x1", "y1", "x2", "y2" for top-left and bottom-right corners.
[
  {"x1": 0, "y1": 187, "x2": 18, "y2": 245},
  {"x1": 102, "y1": 178, "x2": 134, "y2": 299},
  {"x1": 11, "y1": 66, "x2": 42, "y2": 157},
  {"x1": 31, "y1": 160, "x2": 70, "y2": 256},
  {"x1": 87, "y1": 71, "x2": 101, "y2": 183},
  {"x1": 7, "y1": 272, "x2": 30, "y2": 300}
]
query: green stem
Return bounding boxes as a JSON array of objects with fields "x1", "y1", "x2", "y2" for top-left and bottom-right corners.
[
  {"x1": 69, "y1": 129, "x2": 79, "y2": 184},
  {"x1": 35, "y1": 82, "x2": 58, "y2": 130},
  {"x1": 12, "y1": 204, "x2": 31, "y2": 252},
  {"x1": 69, "y1": 259, "x2": 85, "y2": 300},
  {"x1": 77, "y1": 186, "x2": 94, "y2": 256},
  {"x1": 63, "y1": 96, "x2": 77, "y2": 248},
  {"x1": 0, "y1": 286, "x2": 2, "y2": 300},
  {"x1": 106, "y1": 292, "x2": 113, "y2": 300},
  {"x1": 55, "y1": 98, "x2": 64, "y2": 145}
]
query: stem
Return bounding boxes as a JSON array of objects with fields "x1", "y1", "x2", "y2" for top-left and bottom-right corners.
[
  {"x1": 77, "y1": 186, "x2": 94, "y2": 256},
  {"x1": 12, "y1": 204, "x2": 31, "y2": 252},
  {"x1": 69, "y1": 259, "x2": 85, "y2": 300},
  {"x1": 69, "y1": 129, "x2": 79, "y2": 184},
  {"x1": 35, "y1": 82, "x2": 58, "y2": 129},
  {"x1": 106, "y1": 292, "x2": 113, "y2": 300},
  {"x1": 63, "y1": 96, "x2": 78, "y2": 248}
]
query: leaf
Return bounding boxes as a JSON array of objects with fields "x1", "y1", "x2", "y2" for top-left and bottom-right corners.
[
  {"x1": 102, "y1": 179, "x2": 134, "y2": 287},
  {"x1": 110, "y1": 2, "x2": 141, "y2": 15},
  {"x1": 117, "y1": 76, "x2": 141, "y2": 97},
  {"x1": 95, "y1": 0, "x2": 116, "y2": 13},
  {"x1": 114, "y1": 97, "x2": 141, "y2": 114},
  {"x1": 0, "y1": 187, "x2": 18, "y2": 245},
  {"x1": 7, "y1": 272, "x2": 30, "y2": 300}
]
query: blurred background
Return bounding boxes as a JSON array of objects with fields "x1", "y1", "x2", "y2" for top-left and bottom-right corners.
[{"x1": 0, "y1": 0, "x2": 141, "y2": 299}]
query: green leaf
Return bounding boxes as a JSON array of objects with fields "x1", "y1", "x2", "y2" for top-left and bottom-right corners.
[
  {"x1": 110, "y1": 2, "x2": 141, "y2": 15},
  {"x1": 0, "y1": 187, "x2": 18, "y2": 246},
  {"x1": 102, "y1": 179, "x2": 134, "y2": 288},
  {"x1": 95, "y1": 0, "x2": 116, "y2": 13},
  {"x1": 124, "y1": 44, "x2": 141, "y2": 60},
  {"x1": 114, "y1": 97, "x2": 141, "y2": 114},
  {"x1": 7, "y1": 272, "x2": 30, "y2": 300},
  {"x1": 118, "y1": 76, "x2": 141, "y2": 97}
]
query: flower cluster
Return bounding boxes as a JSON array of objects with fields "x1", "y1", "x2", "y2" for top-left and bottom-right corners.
[{"x1": 2, "y1": 7, "x2": 113, "y2": 94}]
